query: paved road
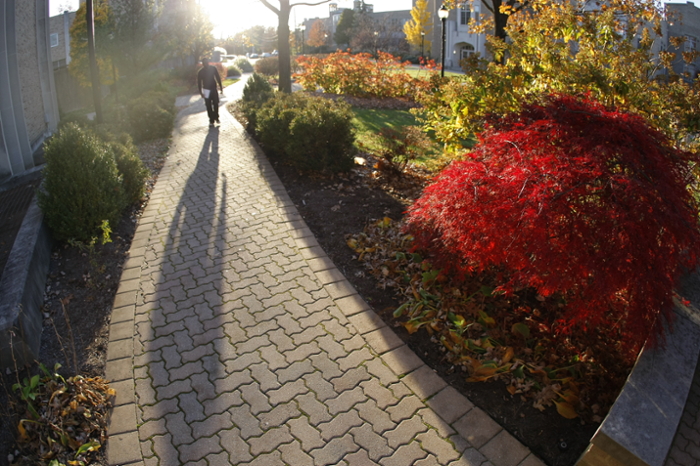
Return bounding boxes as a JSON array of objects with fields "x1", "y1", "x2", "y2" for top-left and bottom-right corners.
[{"x1": 103, "y1": 75, "x2": 544, "y2": 466}]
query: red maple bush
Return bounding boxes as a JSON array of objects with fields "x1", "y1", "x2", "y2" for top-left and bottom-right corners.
[{"x1": 405, "y1": 95, "x2": 700, "y2": 351}]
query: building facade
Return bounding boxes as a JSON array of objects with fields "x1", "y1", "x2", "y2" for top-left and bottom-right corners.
[
  {"x1": 428, "y1": 0, "x2": 489, "y2": 70},
  {"x1": 301, "y1": 1, "x2": 412, "y2": 54},
  {"x1": 0, "y1": 0, "x2": 60, "y2": 182},
  {"x1": 666, "y1": 1, "x2": 700, "y2": 80},
  {"x1": 49, "y1": 10, "x2": 75, "y2": 70}
]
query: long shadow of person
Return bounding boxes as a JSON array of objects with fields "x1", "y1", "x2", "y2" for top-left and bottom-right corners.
[{"x1": 137, "y1": 126, "x2": 236, "y2": 459}]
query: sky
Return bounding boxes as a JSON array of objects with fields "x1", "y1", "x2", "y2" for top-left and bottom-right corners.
[{"x1": 49, "y1": 0, "x2": 413, "y2": 38}]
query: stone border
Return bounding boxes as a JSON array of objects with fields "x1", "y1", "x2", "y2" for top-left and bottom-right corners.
[
  {"x1": 576, "y1": 290, "x2": 700, "y2": 466},
  {"x1": 0, "y1": 195, "x2": 52, "y2": 368}
]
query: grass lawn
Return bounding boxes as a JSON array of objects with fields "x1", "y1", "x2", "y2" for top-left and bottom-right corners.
[
  {"x1": 352, "y1": 108, "x2": 417, "y2": 154},
  {"x1": 351, "y1": 107, "x2": 452, "y2": 170},
  {"x1": 223, "y1": 77, "x2": 240, "y2": 87},
  {"x1": 405, "y1": 67, "x2": 464, "y2": 78}
]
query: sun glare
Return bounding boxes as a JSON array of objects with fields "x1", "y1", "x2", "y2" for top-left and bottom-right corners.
[{"x1": 199, "y1": 0, "x2": 279, "y2": 38}]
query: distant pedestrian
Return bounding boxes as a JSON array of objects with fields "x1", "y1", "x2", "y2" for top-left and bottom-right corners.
[{"x1": 197, "y1": 58, "x2": 223, "y2": 125}]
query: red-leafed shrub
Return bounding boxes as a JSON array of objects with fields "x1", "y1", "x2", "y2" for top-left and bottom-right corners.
[{"x1": 405, "y1": 95, "x2": 700, "y2": 350}]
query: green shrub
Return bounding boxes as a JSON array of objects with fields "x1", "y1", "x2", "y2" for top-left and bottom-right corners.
[
  {"x1": 254, "y1": 56, "x2": 279, "y2": 76},
  {"x1": 241, "y1": 73, "x2": 274, "y2": 104},
  {"x1": 108, "y1": 133, "x2": 149, "y2": 204},
  {"x1": 234, "y1": 57, "x2": 253, "y2": 73},
  {"x1": 227, "y1": 65, "x2": 241, "y2": 77},
  {"x1": 256, "y1": 93, "x2": 356, "y2": 173},
  {"x1": 255, "y1": 93, "x2": 301, "y2": 156},
  {"x1": 239, "y1": 73, "x2": 275, "y2": 132},
  {"x1": 126, "y1": 89, "x2": 175, "y2": 142},
  {"x1": 38, "y1": 124, "x2": 126, "y2": 242}
]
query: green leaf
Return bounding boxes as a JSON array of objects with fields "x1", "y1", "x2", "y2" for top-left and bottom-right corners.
[
  {"x1": 479, "y1": 285, "x2": 494, "y2": 297},
  {"x1": 466, "y1": 339, "x2": 487, "y2": 354},
  {"x1": 76, "y1": 441, "x2": 101, "y2": 456},
  {"x1": 30, "y1": 374, "x2": 40, "y2": 389},
  {"x1": 513, "y1": 365, "x2": 525, "y2": 379},
  {"x1": 511, "y1": 322, "x2": 530, "y2": 338},
  {"x1": 478, "y1": 310, "x2": 496, "y2": 327},
  {"x1": 448, "y1": 312, "x2": 467, "y2": 328},
  {"x1": 393, "y1": 302, "x2": 410, "y2": 318}
]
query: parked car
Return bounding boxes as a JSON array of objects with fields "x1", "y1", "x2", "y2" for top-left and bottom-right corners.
[{"x1": 261, "y1": 52, "x2": 271, "y2": 58}]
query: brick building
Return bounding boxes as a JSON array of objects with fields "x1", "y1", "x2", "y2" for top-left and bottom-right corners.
[{"x1": 0, "y1": 0, "x2": 59, "y2": 182}]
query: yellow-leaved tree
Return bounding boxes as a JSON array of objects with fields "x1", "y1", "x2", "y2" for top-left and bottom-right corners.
[
  {"x1": 416, "y1": 0, "x2": 700, "y2": 154},
  {"x1": 403, "y1": 0, "x2": 432, "y2": 56},
  {"x1": 69, "y1": 0, "x2": 117, "y2": 88}
]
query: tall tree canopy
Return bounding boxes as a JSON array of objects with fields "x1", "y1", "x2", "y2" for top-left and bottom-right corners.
[
  {"x1": 307, "y1": 20, "x2": 329, "y2": 48},
  {"x1": 403, "y1": 0, "x2": 432, "y2": 55},
  {"x1": 444, "y1": 0, "x2": 528, "y2": 41},
  {"x1": 334, "y1": 9, "x2": 355, "y2": 48},
  {"x1": 69, "y1": 0, "x2": 115, "y2": 87},
  {"x1": 110, "y1": 0, "x2": 159, "y2": 77},
  {"x1": 162, "y1": 2, "x2": 214, "y2": 64}
]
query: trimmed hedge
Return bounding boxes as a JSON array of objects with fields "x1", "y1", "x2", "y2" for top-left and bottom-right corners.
[
  {"x1": 38, "y1": 124, "x2": 126, "y2": 242},
  {"x1": 126, "y1": 89, "x2": 175, "y2": 142},
  {"x1": 255, "y1": 93, "x2": 356, "y2": 173}
]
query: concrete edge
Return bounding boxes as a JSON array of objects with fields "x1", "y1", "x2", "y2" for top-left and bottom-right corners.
[
  {"x1": 105, "y1": 234, "x2": 147, "y2": 466},
  {"x1": 0, "y1": 194, "x2": 52, "y2": 368},
  {"x1": 576, "y1": 292, "x2": 700, "y2": 466}
]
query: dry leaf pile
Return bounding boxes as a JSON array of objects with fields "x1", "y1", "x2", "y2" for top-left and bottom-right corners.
[
  {"x1": 347, "y1": 217, "x2": 635, "y2": 422},
  {"x1": 10, "y1": 364, "x2": 114, "y2": 466}
]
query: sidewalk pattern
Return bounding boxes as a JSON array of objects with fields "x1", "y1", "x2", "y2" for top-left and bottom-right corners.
[{"x1": 104, "y1": 77, "x2": 545, "y2": 466}]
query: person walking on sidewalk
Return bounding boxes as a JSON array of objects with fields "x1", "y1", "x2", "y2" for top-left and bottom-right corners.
[{"x1": 197, "y1": 58, "x2": 223, "y2": 125}]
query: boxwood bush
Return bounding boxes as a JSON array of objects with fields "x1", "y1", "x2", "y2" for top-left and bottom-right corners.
[
  {"x1": 98, "y1": 130, "x2": 149, "y2": 204},
  {"x1": 256, "y1": 93, "x2": 356, "y2": 173},
  {"x1": 239, "y1": 73, "x2": 275, "y2": 132},
  {"x1": 127, "y1": 89, "x2": 175, "y2": 142},
  {"x1": 38, "y1": 124, "x2": 127, "y2": 242},
  {"x1": 234, "y1": 57, "x2": 253, "y2": 73},
  {"x1": 254, "y1": 57, "x2": 279, "y2": 76}
]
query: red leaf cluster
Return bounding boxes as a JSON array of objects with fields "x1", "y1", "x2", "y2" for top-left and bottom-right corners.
[{"x1": 406, "y1": 95, "x2": 700, "y2": 350}]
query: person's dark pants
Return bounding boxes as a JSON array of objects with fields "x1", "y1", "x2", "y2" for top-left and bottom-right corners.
[{"x1": 205, "y1": 92, "x2": 219, "y2": 123}]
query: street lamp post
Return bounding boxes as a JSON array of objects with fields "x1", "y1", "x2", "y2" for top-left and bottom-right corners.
[
  {"x1": 438, "y1": 4, "x2": 449, "y2": 77},
  {"x1": 420, "y1": 31, "x2": 425, "y2": 62}
]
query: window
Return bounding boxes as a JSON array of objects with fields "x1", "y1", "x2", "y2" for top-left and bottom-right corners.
[
  {"x1": 460, "y1": 43, "x2": 475, "y2": 59},
  {"x1": 50, "y1": 33, "x2": 59, "y2": 48},
  {"x1": 685, "y1": 36, "x2": 697, "y2": 51},
  {"x1": 460, "y1": 8, "x2": 471, "y2": 25}
]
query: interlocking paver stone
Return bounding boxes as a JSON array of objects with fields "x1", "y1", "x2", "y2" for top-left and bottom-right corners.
[{"x1": 105, "y1": 77, "x2": 542, "y2": 466}]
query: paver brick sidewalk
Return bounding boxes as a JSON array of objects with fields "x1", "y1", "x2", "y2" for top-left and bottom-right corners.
[{"x1": 104, "y1": 76, "x2": 545, "y2": 466}]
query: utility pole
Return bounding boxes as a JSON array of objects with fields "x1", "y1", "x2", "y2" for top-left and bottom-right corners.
[{"x1": 86, "y1": 0, "x2": 103, "y2": 124}]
